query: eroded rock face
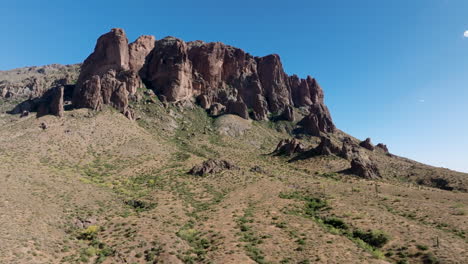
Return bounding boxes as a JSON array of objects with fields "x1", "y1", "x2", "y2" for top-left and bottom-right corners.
[
  {"x1": 350, "y1": 156, "x2": 381, "y2": 179},
  {"x1": 189, "y1": 159, "x2": 238, "y2": 176},
  {"x1": 274, "y1": 138, "x2": 306, "y2": 156},
  {"x1": 129, "y1": 35, "x2": 156, "y2": 72},
  {"x1": 140, "y1": 34, "x2": 334, "y2": 125},
  {"x1": 61, "y1": 28, "x2": 334, "y2": 128},
  {"x1": 142, "y1": 37, "x2": 193, "y2": 102},
  {"x1": 299, "y1": 103, "x2": 336, "y2": 136},
  {"x1": 73, "y1": 28, "x2": 150, "y2": 118}
]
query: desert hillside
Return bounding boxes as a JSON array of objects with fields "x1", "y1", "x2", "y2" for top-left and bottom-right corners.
[{"x1": 0, "y1": 28, "x2": 467, "y2": 264}]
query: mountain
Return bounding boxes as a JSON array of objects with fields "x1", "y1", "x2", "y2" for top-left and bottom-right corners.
[{"x1": 0, "y1": 29, "x2": 466, "y2": 264}]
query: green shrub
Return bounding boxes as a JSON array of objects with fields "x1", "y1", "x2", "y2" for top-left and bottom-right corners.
[
  {"x1": 352, "y1": 229, "x2": 390, "y2": 248},
  {"x1": 125, "y1": 199, "x2": 156, "y2": 212},
  {"x1": 416, "y1": 244, "x2": 428, "y2": 251},
  {"x1": 78, "y1": 225, "x2": 99, "y2": 240},
  {"x1": 323, "y1": 217, "x2": 348, "y2": 230},
  {"x1": 422, "y1": 252, "x2": 439, "y2": 264}
]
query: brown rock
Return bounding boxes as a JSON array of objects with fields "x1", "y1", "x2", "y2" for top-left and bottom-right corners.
[
  {"x1": 251, "y1": 94, "x2": 269, "y2": 121},
  {"x1": 376, "y1": 143, "x2": 389, "y2": 153},
  {"x1": 77, "y1": 28, "x2": 130, "y2": 82},
  {"x1": 209, "y1": 103, "x2": 226, "y2": 116},
  {"x1": 73, "y1": 28, "x2": 142, "y2": 118},
  {"x1": 197, "y1": 94, "x2": 211, "y2": 109},
  {"x1": 359, "y1": 138, "x2": 375, "y2": 151},
  {"x1": 36, "y1": 86, "x2": 64, "y2": 118},
  {"x1": 315, "y1": 136, "x2": 341, "y2": 156},
  {"x1": 300, "y1": 103, "x2": 335, "y2": 136},
  {"x1": 279, "y1": 105, "x2": 294, "y2": 121},
  {"x1": 0, "y1": 64, "x2": 80, "y2": 100},
  {"x1": 68, "y1": 28, "x2": 336, "y2": 126},
  {"x1": 256, "y1": 54, "x2": 291, "y2": 113},
  {"x1": 142, "y1": 37, "x2": 193, "y2": 102},
  {"x1": 274, "y1": 138, "x2": 306, "y2": 156},
  {"x1": 189, "y1": 159, "x2": 238, "y2": 176},
  {"x1": 129, "y1": 35, "x2": 155, "y2": 72},
  {"x1": 350, "y1": 156, "x2": 381, "y2": 179},
  {"x1": 226, "y1": 98, "x2": 249, "y2": 119},
  {"x1": 340, "y1": 137, "x2": 360, "y2": 160}
]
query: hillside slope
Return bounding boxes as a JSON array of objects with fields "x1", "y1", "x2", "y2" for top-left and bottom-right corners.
[{"x1": 0, "y1": 94, "x2": 467, "y2": 264}]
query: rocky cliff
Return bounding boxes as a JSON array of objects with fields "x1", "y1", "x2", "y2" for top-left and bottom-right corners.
[{"x1": 10, "y1": 28, "x2": 336, "y2": 136}]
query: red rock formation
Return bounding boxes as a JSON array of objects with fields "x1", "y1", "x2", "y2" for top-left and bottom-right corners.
[
  {"x1": 141, "y1": 37, "x2": 193, "y2": 102},
  {"x1": 73, "y1": 28, "x2": 152, "y2": 118},
  {"x1": 129, "y1": 35, "x2": 155, "y2": 72},
  {"x1": 72, "y1": 28, "x2": 336, "y2": 133}
]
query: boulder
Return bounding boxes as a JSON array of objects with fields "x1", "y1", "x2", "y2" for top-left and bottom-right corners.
[
  {"x1": 215, "y1": 114, "x2": 252, "y2": 137},
  {"x1": 359, "y1": 138, "x2": 375, "y2": 151},
  {"x1": 209, "y1": 103, "x2": 226, "y2": 116},
  {"x1": 226, "y1": 99, "x2": 249, "y2": 119},
  {"x1": 340, "y1": 137, "x2": 360, "y2": 160},
  {"x1": 274, "y1": 138, "x2": 306, "y2": 156},
  {"x1": 350, "y1": 156, "x2": 381, "y2": 179},
  {"x1": 315, "y1": 136, "x2": 341, "y2": 156},
  {"x1": 189, "y1": 159, "x2": 238, "y2": 176}
]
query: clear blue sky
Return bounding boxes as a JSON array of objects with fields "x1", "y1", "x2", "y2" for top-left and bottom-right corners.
[{"x1": 2, "y1": 0, "x2": 467, "y2": 172}]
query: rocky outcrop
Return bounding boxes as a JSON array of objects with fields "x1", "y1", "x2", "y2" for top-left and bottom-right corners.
[
  {"x1": 376, "y1": 143, "x2": 389, "y2": 153},
  {"x1": 273, "y1": 138, "x2": 306, "y2": 156},
  {"x1": 141, "y1": 37, "x2": 193, "y2": 102},
  {"x1": 9, "y1": 84, "x2": 75, "y2": 117},
  {"x1": 350, "y1": 156, "x2": 381, "y2": 179},
  {"x1": 73, "y1": 28, "x2": 153, "y2": 118},
  {"x1": 315, "y1": 136, "x2": 341, "y2": 156},
  {"x1": 138, "y1": 31, "x2": 333, "y2": 126},
  {"x1": 0, "y1": 64, "x2": 79, "y2": 99},
  {"x1": 359, "y1": 138, "x2": 375, "y2": 151},
  {"x1": 189, "y1": 159, "x2": 238, "y2": 176},
  {"x1": 36, "y1": 86, "x2": 64, "y2": 117},
  {"x1": 26, "y1": 28, "x2": 335, "y2": 128},
  {"x1": 299, "y1": 103, "x2": 335, "y2": 136},
  {"x1": 340, "y1": 137, "x2": 360, "y2": 160}
]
